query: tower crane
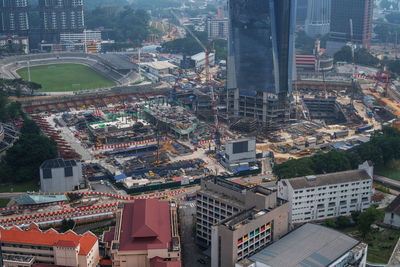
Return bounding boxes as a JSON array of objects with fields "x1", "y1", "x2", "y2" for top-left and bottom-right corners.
[{"x1": 170, "y1": 10, "x2": 221, "y2": 150}]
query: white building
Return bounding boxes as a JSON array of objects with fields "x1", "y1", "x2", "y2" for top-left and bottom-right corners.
[
  {"x1": 145, "y1": 61, "x2": 178, "y2": 80},
  {"x1": 384, "y1": 195, "x2": 400, "y2": 227},
  {"x1": 191, "y1": 52, "x2": 215, "y2": 70},
  {"x1": 207, "y1": 18, "x2": 228, "y2": 40},
  {"x1": 60, "y1": 30, "x2": 102, "y2": 43},
  {"x1": 40, "y1": 158, "x2": 84, "y2": 193},
  {"x1": 221, "y1": 138, "x2": 256, "y2": 169},
  {"x1": 277, "y1": 161, "x2": 373, "y2": 224}
]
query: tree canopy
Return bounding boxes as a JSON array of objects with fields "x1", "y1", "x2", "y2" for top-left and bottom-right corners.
[
  {"x1": 0, "y1": 94, "x2": 23, "y2": 123},
  {"x1": 85, "y1": 6, "x2": 155, "y2": 44},
  {"x1": 273, "y1": 127, "x2": 400, "y2": 179},
  {"x1": 334, "y1": 46, "x2": 380, "y2": 67},
  {"x1": 0, "y1": 119, "x2": 58, "y2": 183}
]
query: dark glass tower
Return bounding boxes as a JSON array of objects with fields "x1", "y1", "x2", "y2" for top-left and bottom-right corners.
[
  {"x1": 227, "y1": 0, "x2": 295, "y2": 97},
  {"x1": 329, "y1": 0, "x2": 373, "y2": 49}
]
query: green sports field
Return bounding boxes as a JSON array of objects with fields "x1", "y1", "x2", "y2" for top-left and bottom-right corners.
[{"x1": 17, "y1": 63, "x2": 116, "y2": 92}]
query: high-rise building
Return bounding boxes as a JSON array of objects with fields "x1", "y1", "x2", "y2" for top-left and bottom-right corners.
[
  {"x1": 39, "y1": 0, "x2": 84, "y2": 33},
  {"x1": 226, "y1": 0, "x2": 295, "y2": 129},
  {"x1": 305, "y1": 0, "x2": 331, "y2": 37},
  {"x1": 207, "y1": 18, "x2": 228, "y2": 40},
  {"x1": 327, "y1": 0, "x2": 373, "y2": 54},
  {"x1": 296, "y1": 0, "x2": 308, "y2": 26},
  {"x1": 0, "y1": 0, "x2": 29, "y2": 35}
]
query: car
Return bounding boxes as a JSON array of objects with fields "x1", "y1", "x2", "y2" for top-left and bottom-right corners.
[
  {"x1": 197, "y1": 259, "x2": 206, "y2": 264},
  {"x1": 100, "y1": 180, "x2": 104, "y2": 185}
]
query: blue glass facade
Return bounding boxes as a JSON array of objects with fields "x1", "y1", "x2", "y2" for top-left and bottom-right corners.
[{"x1": 227, "y1": 0, "x2": 295, "y2": 97}]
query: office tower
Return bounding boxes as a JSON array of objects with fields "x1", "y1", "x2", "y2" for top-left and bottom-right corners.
[
  {"x1": 226, "y1": 0, "x2": 295, "y2": 129},
  {"x1": 327, "y1": 0, "x2": 373, "y2": 54},
  {"x1": 296, "y1": 0, "x2": 308, "y2": 26},
  {"x1": 0, "y1": 0, "x2": 29, "y2": 35},
  {"x1": 305, "y1": 0, "x2": 331, "y2": 37},
  {"x1": 39, "y1": 0, "x2": 84, "y2": 33}
]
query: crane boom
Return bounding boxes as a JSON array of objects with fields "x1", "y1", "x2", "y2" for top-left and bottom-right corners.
[
  {"x1": 170, "y1": 9, "x2": 221, "y2": 150},
  {"x1": 170, "y1": 10, "x2": 207, "y2": 51}
]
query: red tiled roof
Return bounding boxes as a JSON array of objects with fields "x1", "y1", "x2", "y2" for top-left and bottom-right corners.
[
  {"x1": 119, "y1": 199, "x2": 172, "y2": 251},
  {"x1": 99, "y1": 259, "x2": 113, "y2": 266},
  {"x1": 55, "y1": 240, "x2": 79, "y2": 248},
  {"x1": 132, "y1": 199, "x2": 159, "y2": 238},
  {"x1": 103, "y1": 226, "x2": 115, "y2": 245},
  {"x1": 150, "y1": 257, "x2": 181, "y2": 267},
  {"x1": 0, "y1": 225, "x2": 97, "y2": 255}
]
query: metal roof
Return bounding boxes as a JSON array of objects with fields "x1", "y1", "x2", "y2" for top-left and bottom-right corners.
[
  {"x1": 41, "y1": 158, "x2": 77, "y2": 169},
  {"x1": 285, "y1": 169, "x2": 371, "y2": 190},
  {"x1": 15, "y1": 195, "x2": 67, "y2": 205},
  {"x1": 249, "y1": 223, "x2": 359, "y2": 267}
]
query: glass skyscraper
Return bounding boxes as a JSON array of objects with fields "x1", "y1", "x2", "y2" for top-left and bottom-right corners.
[
  {"x1": 226, "y1": 0, "x2": 295, "y2": 128},
  {"x1": 305, "y1": 0, "x2": 331, "y2": 37},
  {"x1": 227, "y1": 0, "x2": 295, "y2": 97}
]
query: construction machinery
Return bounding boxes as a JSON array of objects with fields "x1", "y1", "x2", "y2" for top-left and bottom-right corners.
[{"x1": 170, "y1": 9, "x2": 221, "y2": 151}]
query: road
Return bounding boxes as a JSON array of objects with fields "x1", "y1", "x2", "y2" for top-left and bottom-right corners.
[
  {"x1": 0, "y1": 193, "x2": 25, "y2": 199},
  {"x1": 374, "y1": 175, "x2": 400, "y2": 193},
  {"x1": 179, "y1": 200, "x2": 210, "y2": 267}
]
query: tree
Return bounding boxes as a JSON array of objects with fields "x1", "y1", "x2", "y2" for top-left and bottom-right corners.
[
  {"x1": 21, "y1": 119, "x2": 41, "y2": 136},
  {"x1": 357, "y1": 206, "x2": 384, "y2": 238},
  {"x1": 6, "y1": 101, "x2": 21, "y2": 120},
  {"x1": 0, "y1": 93, "x2": 9, "y2": 122},
  {"x1": 1, "y1": 119, "x2": 57, "y2": 183},
  {"x1": 335, "y1": 216, "x2": 351, "y2": 228},
  {"x1": 325, "y1": 218, "x2": 336, "y2": 228},
  {"x1": 60, "y1": 219, "x2": 75, "y2": 232},
  {"x1": 351, "y1": 210, "x2": 362, "y2": 224}
]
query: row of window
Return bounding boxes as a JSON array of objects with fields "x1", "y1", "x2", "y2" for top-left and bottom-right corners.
[
  {"x1": 237, "y1": 223, "x2": 271, "y2": 246},
  {"x1": 294, "y1": 181, "x2": 371, "y2": 194}
]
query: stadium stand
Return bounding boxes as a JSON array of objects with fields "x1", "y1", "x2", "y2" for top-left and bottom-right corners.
[{"x1": 0, "y1": 53, "x2": 139, "y2": 86}]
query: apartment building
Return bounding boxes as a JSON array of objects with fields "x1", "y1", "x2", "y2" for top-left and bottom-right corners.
[
  {"x1": 0, "y1": 0, "x2": 29, "y2": 35},
  {"x1": 39, "y1": 0, "x2": 84, "y2": 33},
  {"x1": 211, "y1": 200, "x2": 289, "y2": 267},
  {"x1": 278, "y1": 161, "x2": 373, "y2": 224},
  {"x1": 0, "y1": 223, "x2": 99, "y2": 267},
  {"x1": 103, "y1": 199, "x2": 181, "y2": 267},
  {"x1": 196, "y1": 177, "x2": 290, "y2": 247}
]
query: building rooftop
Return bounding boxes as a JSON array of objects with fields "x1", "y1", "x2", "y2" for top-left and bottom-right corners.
[
  {"x1": 221, "y1": 209, "x2": 268, "y2": 229},
  {"x1": 15, "y1": 194, "x2": 68, "y2": 206},
  {"x1": 191, "y1": 52, "x2": 214, "y2": 61},
  {"x1": 385, "y1": 195, "x2": 400, "y2": 216},
  {"x1": 0, "y1": 224, "x2": 97, "y2": 256},
  {"x1": 248, "y1": 223, "x2": 360, "y2": 267},
  {"x1": 41, "y1": 158, "x2": 77, "y2": 169},
  {"x1": 146, "y1": 61, "x2": 177, "y2": 70},
  {"x1": 119, "y1": 199, "x2": 173, "y2": 251},
  {"x1": 150, "y1": 256, "x2": 181, "y2": 267},
  {"x1": 208, "y1": 176, "x2": 248, "y2": 193},
  {"x1": 285, "y1": 169, "x2": 371, "y2": 190}
]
